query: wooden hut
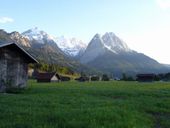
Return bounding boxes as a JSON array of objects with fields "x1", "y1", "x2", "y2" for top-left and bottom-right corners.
[
  {"x1": 36, "y1": 72, "x2": 60, "y2": 82},
  {"x1": 75, "y1": 76, "x2": 89, "y2": 82},
  {"x1": 0, "y1": 42, "x2": 38, "y2": 92},
  {"x1": 136, "y1": 74, "x2": 155, "y2": 82}
]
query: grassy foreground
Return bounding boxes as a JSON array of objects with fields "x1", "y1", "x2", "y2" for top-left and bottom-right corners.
[{"x1": 0, "y1": 81, "x2": 170, "y2": 128}]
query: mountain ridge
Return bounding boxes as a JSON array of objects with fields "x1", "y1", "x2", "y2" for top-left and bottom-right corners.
[
  {"x1": 54, "y1": 36, "x2": 87, "y2": 57},
  {"x1": 1, "y1": 28, "x2": 169, "y2": 76},
  {"x1": 0, "y1": 29, "x2": 95, "y2": 74},
  {"x1": 22, "y1": 28, "x2": 87, "y2": 57},
  {"x1": 79, "y1": 32, "x2": 169, "y2": 77}
]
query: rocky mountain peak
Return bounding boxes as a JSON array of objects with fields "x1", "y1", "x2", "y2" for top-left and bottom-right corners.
[
  {"x1": 55, "y1": 36, "x2": 87, "y2": 56},
  {"x1": 22, "y1": 28, "x2": 87, "y2": 57},
  {"x1": 93, "y1": 33, "x2": 101, "y2": 39},
  {"x1": 9, "y1": 31, "x2": 31, "y2": 47},
  {"x1": 0, "y1": 30, "x2": 12, "y2": 44},
  {"x1": 0, "y1": 29, "x2": 9, "y2": 37},
  {"x1": 79, "y1": 32, "x2": 134, "y2": 64},
  {"x1": 87, "y1": 33, "x2": 103, "y2": 48},
  {"x1": 102, "y1": 32, "x2": 131, "y2": 52},
  {"x1": 0, "y1": 30, "x2": 31, "y2": 47},
  {"x1": 22, "y1": 27, "x2": 55, "y2": 44}
]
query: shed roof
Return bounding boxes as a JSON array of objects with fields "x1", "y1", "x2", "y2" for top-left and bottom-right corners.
[
  {"x1": 36, "y1": 72, "x2": 58, "y2": 79},
  {"x1": 136, "y1": 74, "x2": 155, "y2": 77},
  {"x1": 0, "y1": 42, "x2": 38, "y2": 63}
]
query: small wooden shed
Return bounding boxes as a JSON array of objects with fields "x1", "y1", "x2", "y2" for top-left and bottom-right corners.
[
  {"x1": 136, "y1": 74, "x2": 155, "y2": 82},
  {"x1": 0, "y1": 42, "x2": 38, "y2": 92},
  {"x1": 36, "y1": 72, "x2": 60, "y2": 83}
]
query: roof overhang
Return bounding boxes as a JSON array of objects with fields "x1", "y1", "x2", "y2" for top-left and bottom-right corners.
[{"x1": 0, "y1": 42, "x2": 38, "y2": 63}]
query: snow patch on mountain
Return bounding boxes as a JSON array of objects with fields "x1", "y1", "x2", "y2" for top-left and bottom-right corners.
[
  {"x1": 102, "y1": 32, "x2": 131, "y2": 53},
  {"x1": 103, "y1": 43, "x2": 117, "y2": 54},
  {"x1": 22, "y1": 27, "x2": 55, "y2": 44},
  {"x1": 10, "y1": 31, "x2": 31, "y2": 47},
  {"x1": 55, "y1": 36, "x2": 87, "y2": 56},
  {"x1": 22, "y1": 28, "x2": 87, "y2": 56},
  {"x1": 80, "y1": 32, "x2": 132, "y2": 63}
]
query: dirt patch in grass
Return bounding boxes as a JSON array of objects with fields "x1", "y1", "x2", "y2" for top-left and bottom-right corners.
[
  {"x1": 111, "y1": 96, "x2": 127, "y2": 100},
  {"x1": 99, "y1": 94, "x2": 127, "y2": 100},
  {"x1": 89, "y1": 92, "x2": 127, "y2": 100}
]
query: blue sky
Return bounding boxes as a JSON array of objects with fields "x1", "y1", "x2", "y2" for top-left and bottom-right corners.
[{"x1": 1, "y1": 0, "x2": 170, "y2": 64}]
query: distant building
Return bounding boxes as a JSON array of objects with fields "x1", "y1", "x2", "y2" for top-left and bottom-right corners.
[
  {"x1": 90, "y1": 75, "x2": 100, "y2": 81},
  {"x1": 136, "y1": 74, "x2": 155, "y2": 82},
  {"x1": 36, "y1": 72, "x2": 60, "y2": 82},
  {"x1": 163, "y1": 73, "x2": 170, "y2": 81},
  {"x1": 60, "y1": 75, "x2": 71, "y2": 81},
  {"x1": 114, "y1": 77, "x2": 120, "y2": 81},
  {"x1": 75, "y1": 76, "x2": 89, "y2": 82},
  {"x1": 0, "y1": 43, "x2": 38, "y2": 92}
]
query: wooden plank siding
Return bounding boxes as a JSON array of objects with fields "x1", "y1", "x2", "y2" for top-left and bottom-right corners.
[{"x1": 0, "y1": 43, "x2": 38, "y2": 92}]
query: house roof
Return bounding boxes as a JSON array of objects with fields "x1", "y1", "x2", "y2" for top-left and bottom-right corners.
[
  {"x1": 136, "y1": 74, "x2": 155, "y2": 77},
  {"x1": 0, "y1": 42, "x2": 38, "y2": 63},
  {"x1": 36, "y1": 72, "x2": 58, "y2": 79}
]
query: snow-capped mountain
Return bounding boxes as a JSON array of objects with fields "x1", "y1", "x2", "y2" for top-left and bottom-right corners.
[
  {"x1": 80, "y1": 32, "x2": 132, "y2": 64},
  {"x1": 1, "y1": 28, "x2": 169, "y2": 76},
  {"x1": 102, "y1": 32, "x2": 131, "y2": 53},
  {"x1": 22, "y1": 27, "x2": 64, "y2": 54},
  {"x1": 10, "y1": 31, "x2": 31, "y2": 47},
  {"x1": 0, "y1": 29, "x2": 92, "y2": 73},
  {"x1": 22, "y1": 27, "x2": 55, "y2": 44},
  {"x1": 22, "y1": 27, "x2": 87, "y2": 56},
  {"x1": 79, "y1": 33, "x2": 107, "y2": 63},
  {"x1": 79, "y1": 32, "x2": 168, "y2": 76},
  {"x1": 54, "y1": 36, "x2": 87, "y2": 57}
]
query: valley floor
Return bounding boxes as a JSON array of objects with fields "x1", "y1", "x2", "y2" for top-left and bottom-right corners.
[{"x1": 0, "y1": 80, "x2": 170, "y2": 128}]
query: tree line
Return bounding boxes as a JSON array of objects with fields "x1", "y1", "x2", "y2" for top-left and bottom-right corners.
[{"x1": 29, "y1": 62, "x2": 75, "y2": 75}]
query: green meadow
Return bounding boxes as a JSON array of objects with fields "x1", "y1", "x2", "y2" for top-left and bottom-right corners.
[{"x1": 0, "y1": 80, "x2": 170, "y2": 128}]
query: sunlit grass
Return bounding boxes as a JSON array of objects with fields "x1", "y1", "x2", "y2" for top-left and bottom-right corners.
[{"x1": 0, "y1": 80, "x2": 170, "y2": 128}]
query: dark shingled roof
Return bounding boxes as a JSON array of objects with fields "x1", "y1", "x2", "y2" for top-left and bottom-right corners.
[
  {"x1": 136, "y1": 74, "x2": 155, "y2": 77},
  {"x1": 36, "y1": 72, "x2": 56, "y2": 79},
  {"x1": 0, "y1": 42, "x2": 38, "y2": 63}
]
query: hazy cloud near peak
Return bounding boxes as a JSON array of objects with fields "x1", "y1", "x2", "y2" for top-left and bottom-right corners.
[
  {"x1": 0, "y1": 17, "x2": 14, "y2": 23},
  {"x1": 157, "y1": 0, "x2": 170, "y2": 9}
]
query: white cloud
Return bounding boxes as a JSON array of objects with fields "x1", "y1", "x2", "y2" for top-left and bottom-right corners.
[
  {"x1": 157, "y1": 0, "x2": 170, "y2": 9},
  {"x1": 0, "y1": 17, "x2": 14, "y2": 23}
]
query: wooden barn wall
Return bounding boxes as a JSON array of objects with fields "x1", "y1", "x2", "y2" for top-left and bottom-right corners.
[
  {"x1": 0, "y1": 49, "x2": 7, "y2": 91},
  {"x1": 0, "y1": 48, "x2": 28, "y2": 91}
]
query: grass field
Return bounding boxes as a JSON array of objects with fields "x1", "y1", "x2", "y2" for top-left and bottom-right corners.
[{"x1": 0, "y1": 80, "x2": 170, "y2": 128}]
